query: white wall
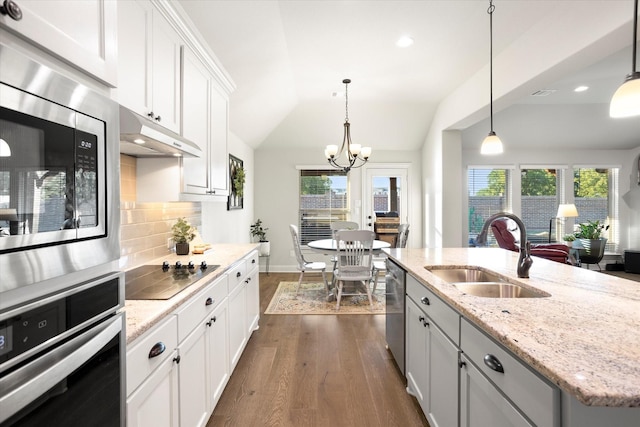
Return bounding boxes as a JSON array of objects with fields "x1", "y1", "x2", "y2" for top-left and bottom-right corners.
[
  {"x1": 422, "y1": 2, "x2": 634, "y2": 249},
  {"x1": 254, "y1": 147, "x2": 422, "y2": 272}
]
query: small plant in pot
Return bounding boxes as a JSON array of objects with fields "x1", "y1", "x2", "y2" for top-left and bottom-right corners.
[
  {"x1": 572, "y1": 220, "x2": 609, "y2": 258},
  {"x1": 250, "y1": 219, "x2": 270, "y2": 256},
  {"x1": 172, "y1": 217, "x2": 196, "y2": 255}
]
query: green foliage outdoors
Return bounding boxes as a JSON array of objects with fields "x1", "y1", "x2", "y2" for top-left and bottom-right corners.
[
  {"x1": 301, "y1": 175, "x2": 331, "y2": 195},
  {"x1": 574, "y1": 169, "x2": 608, "y2": 197},
  {"x1": 476, "y1": 168, "x2": 607, "y2": 198},
  {"x1": 476, "y1": 170, "x2": 506, "y2": 196},
  {"x1": 521, "y1": 169, "x2": 556, "y2": 196}
]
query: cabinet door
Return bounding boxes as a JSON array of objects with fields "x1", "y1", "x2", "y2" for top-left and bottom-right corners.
[
  {"x1": 207, "y1": 299, "x2": 230, "y2": 411},
  {"x1": 228, "y1": 282, "x2": 247, "y2": 372},
  {"x1": 151, "y1": 8, "x2": 182, "y2": 133},
  {"x1": 460, "y1": 354, "x2": 532, "y2": 427},
  {"x1": 127, "y1": 350, "x2": 179, "y2": 427},
  {"x1": 428, "y1": 322, "x2": 459, "y2": 427},
  {"x1": 405, "y1": 297, "x2": 429, "y2": 414},
  {"x1": 116, "y1": 0, "x2": 152, "y2": 115},
  {"x1": 179, "y1": 323, "x2": 210, "y2": 427},
  {"x1": 245, "y1": 262, "x2": 260, "y2": 334},
  {"x1": 182, "y1": 46, "x2": 211, "y2": 194},
  {"x1": 209, "y1": 83, "x2": 229, "y2": 195},
  {"x1": 0, "y1": 0, "x2": 117, "y2": 86}
]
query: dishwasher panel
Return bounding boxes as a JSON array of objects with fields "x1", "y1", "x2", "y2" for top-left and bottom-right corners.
[{"x1": 385, "y1": 259, "x2": 406, "y2": 375}]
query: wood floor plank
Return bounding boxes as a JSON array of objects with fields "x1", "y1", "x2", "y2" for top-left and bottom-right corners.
[{"x1": 207, "y1": 273, "x2": 429, "y2": 427}]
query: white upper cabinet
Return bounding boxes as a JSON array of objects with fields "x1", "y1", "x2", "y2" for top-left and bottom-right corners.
[
  {"x1": 0, "y1": 0, "x2": 117, "y2": 86},
  {"x1": 117, "y1": 0, "x2": 181, "y2": 133},
  {"x1": 182, "y1": 47, "x2": 229, "y2": 197}
]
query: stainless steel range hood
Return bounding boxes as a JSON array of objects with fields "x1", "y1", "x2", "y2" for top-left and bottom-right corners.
[{"x1": 119, "y1": 106, "x2": 202, "y2": 158}]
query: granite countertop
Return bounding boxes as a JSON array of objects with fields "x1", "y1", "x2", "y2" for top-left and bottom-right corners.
[
  {"x1": 123, "y1": 243, "x2": 258, "y2": 344},
  {"x1": 385, "y1": 247, "x2": 640, "y2": 408}
]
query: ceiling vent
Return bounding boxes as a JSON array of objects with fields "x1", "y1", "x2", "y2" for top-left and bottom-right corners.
[{"x1": 530, "y1": 89, "x2": 557, "y2": 97}]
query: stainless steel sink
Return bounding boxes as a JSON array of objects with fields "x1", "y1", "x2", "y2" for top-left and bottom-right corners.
[
  {"x1": 426, "y1": 267, "x2": 550, "y2": 298},
  {"x1": 426, "y1": 267, "x2": 506, "y2": 283},
  {"x1": 452, "y1": 282, "x2": 549, "y2": 298}
]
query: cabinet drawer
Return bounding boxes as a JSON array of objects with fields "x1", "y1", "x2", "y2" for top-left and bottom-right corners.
[
  {"x1": 407, "y1": 275, "x2": 460, "y2": 344},
  {"x1": 176, "y1": 274, "x2": 228, "y2": 342},
  {"x1": 246, "y1": 251, "x2": 259, "y2": 274},
  {"x1": 127, "y1": 316, "x2": 178, "y2": 395},
  {"x1": 461, "y1": 318, "x2": 559, "y2": 427},
  {"x1": 227, "y1": 260, "x2": 247, "y2": 292}
]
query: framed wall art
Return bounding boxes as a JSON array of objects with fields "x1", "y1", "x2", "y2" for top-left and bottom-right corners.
[{"x1": 227, "y1": 154, "x2": 244, "y2": 210}]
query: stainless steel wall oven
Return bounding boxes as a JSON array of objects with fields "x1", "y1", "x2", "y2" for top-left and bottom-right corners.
[
  {"x1": 0, "y1": 43, "x2": 120, "y2": 298},
  {"x1": 0, "y1": 272, "x2": 125, "y2": 426}
]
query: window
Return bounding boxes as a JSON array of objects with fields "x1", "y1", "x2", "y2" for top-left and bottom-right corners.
[
  {"x1": 520, "y1": 168, "x2": 559, "y2": 243},
  {"x1": 467, "y1": 168, "x2": 510, "y2": 246},
  {"x1": 573, "y1": 167, "x2": 619, "y2": 251},
  {"x1": 298, "y1": 169, "x2": 349, "y2": 245}
]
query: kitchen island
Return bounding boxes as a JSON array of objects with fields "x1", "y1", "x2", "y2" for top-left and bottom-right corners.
[{"x1": 386, "y1": 247, "x2": 640, "y2": 427}]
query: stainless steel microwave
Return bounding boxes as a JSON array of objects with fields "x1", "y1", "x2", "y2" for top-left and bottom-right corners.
[{"x1": 0, "y1": 44, "x2": 120, "y2": 295}]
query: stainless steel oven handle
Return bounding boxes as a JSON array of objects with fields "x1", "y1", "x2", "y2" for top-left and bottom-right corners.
[{"x1": 0, "y1": 313, "x2": 123, "y2": 424}]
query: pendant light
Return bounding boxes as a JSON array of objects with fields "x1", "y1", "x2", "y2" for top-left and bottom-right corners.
[
  {"x1": 325, "y1": 79, "x2": 372, "y2": 173},
  {"x1": 481, "y1": 0, "x2": 504, "y2": 155},
  {"x1": 610, "y1": 0, "x2": 640, "y2": 118}
]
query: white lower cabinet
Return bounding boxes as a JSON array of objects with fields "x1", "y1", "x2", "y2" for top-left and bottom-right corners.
[
  {"x1": 126, "y1": 317, "x2": 180, "y2": 427},
  {"x1": 404, "y1": 271, "x2": 560, "y2": 427},
  {"x1": 207, "y1": 300, "x2": 230, "y2": 409},
  {"x1": 228, "y1": 251, "x2": 260, "y2": 373},
  {"x1": 228, "y1": 277, "x2": 247, "y2": 372},
  {"x1": 127, "y1": 249, "x2": 260, "y2": 426},
  {"x1": 459, "y1": 353, "x2": 532, "y2": 427},
  {"x1": 428, "y1": 320, "x2": 460, "y2": 427},
  {"x1": 405, "y1": 276, "x2": 460, "y2": 427},
  {"x1": 246, "y1": 255, "x2": 260, "y2": 334},
  {"x1": 127, "y1": 350, "x2": 180, "y2": 427},
  {"x1": 178, "y1": 321, "x2": 209, "y2": 427},
  {"x1": 405, "y1": 297, "x2": 429, "y2": 410}
]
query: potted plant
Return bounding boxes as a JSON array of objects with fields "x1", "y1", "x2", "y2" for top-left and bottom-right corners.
[
  {"x1": 171, "y1": 217, "x2": 196, "y2": 255},
  {"x1": 250, "y1": 219, "x2": 270, "y2": 256},
  {"x1": 562, "y1": 234, "x2": 576, "y2": 247},
  {"x1": 572, "y1": 220, "x2": 609, "y2": 261}
]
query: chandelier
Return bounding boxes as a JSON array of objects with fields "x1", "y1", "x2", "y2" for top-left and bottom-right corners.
[{"x1": 325, "y1": 79, "x2": 372, "y2": 172}]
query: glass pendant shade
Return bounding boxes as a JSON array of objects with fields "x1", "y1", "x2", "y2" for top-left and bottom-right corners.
[
  {"x1": 480, "y1": 131, "x2": 503, "y2": 155},
  {"x1": 0, "y1": 138, "x2": 10, "y2": 157},
  {"x1": 610, "y1": 72, "x2": 640, "y2": 118}
]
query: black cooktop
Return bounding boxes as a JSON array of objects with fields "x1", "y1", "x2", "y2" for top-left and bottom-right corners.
[{"x1": 125, "y1": 261, "x2": 220, "y2": 300}]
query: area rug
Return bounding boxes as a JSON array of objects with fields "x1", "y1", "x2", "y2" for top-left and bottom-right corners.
[{"x1": 265, "y1": 281, "x2": 385, "y2": 315}]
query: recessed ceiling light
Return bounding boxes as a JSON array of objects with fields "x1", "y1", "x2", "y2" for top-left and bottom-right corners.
[
  {"x1": 396, "y1": 35, "x2": 414, "y2": 48},
  {"x1": 574, "y1": 85, "x2": 589, "y2": 92},
  {"x1": 133, "y1": 138, "x2": 145, "y2": 145}
]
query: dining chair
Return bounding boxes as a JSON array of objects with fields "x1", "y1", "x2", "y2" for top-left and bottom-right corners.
[
  {"x1": 289, "y1": 224, "x2": 330, "y2": 296},
  {"x1": 328, "y1": 220, "x2": 359, "y2": 270},
  {"x1": 372, "y1": 224, "x2": 409, "y2": 294},
  {"x1": 333, "y1": 229, "x2": 376, "y2": 310}
]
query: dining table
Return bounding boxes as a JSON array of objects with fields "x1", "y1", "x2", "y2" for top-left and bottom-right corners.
[{"x1": 307, "y1": 238, "x2": 391, "y2": 301}]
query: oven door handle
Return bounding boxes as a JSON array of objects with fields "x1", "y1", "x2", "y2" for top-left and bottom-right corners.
[{"x1": 0, "y1": 313, "x2": 123, "y2": 424}]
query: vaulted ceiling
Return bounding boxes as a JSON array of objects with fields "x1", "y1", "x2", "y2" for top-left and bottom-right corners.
[{"x1": 176, "y1": 0, "x2": 640, "y2": 154}]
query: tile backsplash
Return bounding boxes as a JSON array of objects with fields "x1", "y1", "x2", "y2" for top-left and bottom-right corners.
[{"x1": 120, "y1": 201, "x2": 202, "y2": 269}]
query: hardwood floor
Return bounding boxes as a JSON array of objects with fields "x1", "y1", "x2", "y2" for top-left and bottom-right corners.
[{"x1": 207, "y1": 273, "x2": 429, "y2": 427}]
